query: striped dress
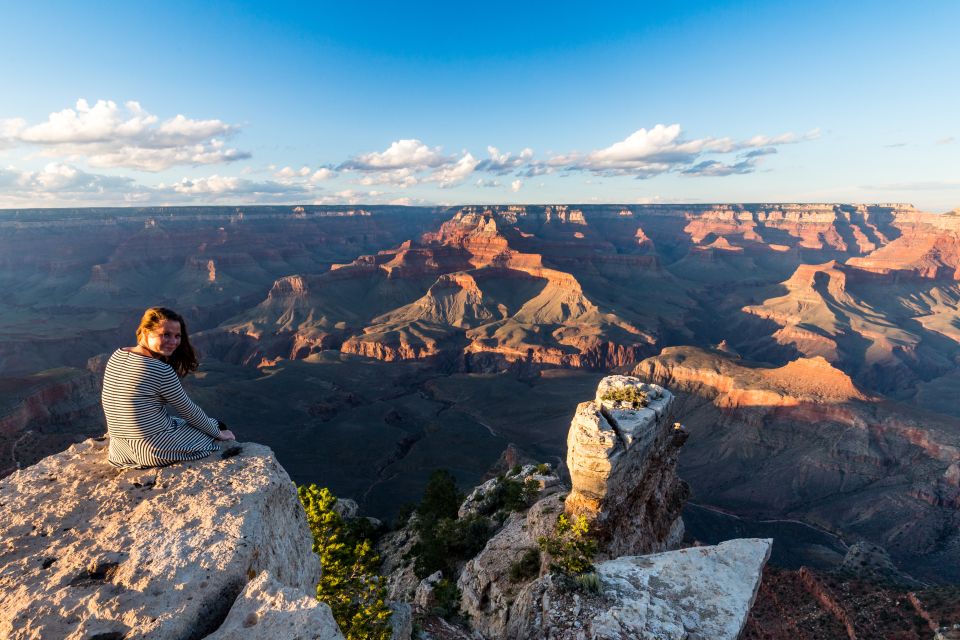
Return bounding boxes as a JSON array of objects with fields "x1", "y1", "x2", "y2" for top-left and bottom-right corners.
[{"x1": 102, "y1": 349, "x2": 221, "y2": 468}]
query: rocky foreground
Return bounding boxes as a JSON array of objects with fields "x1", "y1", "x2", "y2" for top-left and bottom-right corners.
[
  {"x1": 0, "y1": 375, "x2": 776, "y2": 639},
  {"x1": 0, "y1": 438, "x2": 343, "y2": 640},
  {"x1": 380, "y1": 375, "x2": 772, "y2": 639}
]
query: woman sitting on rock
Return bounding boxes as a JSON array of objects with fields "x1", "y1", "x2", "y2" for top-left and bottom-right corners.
[{"x1": 102, "y1": 306, "x2": 235, "y2": 468}]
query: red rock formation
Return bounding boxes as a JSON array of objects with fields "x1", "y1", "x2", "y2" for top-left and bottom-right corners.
[{"x1": 636, "y1": 346, "x2": 960, "y2": 583}]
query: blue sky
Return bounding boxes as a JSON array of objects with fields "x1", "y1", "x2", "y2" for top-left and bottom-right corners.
[{"x1": 1, "y1": 0, "x2": 957, "y2": 210}]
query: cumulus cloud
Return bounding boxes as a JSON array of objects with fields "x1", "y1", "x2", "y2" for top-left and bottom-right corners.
[
  {"x1": 357, "y1": 168, "x2": 419, "y2": 188},
  {"x1": 161, "y1": 175, "x2": 308, "y2": 197},
  {"x1": 0, "y1": 163, "x2": 151, "y2": 206},
  {"x1": 274, "y1": 165, "x2": 312, "y2": 179},
  {"x1": 2, "y1": 99, "x2": 249, "y2": 171},
  {"x1": 310, "y1": 168, "x2": 335, "y2": 182},
  {"x1": 340, "y1": 139, "x2": 448, "y2": 171},
  {"x1": 511, "y1": 179, "x2": 523, "y2": 192},
  {"x1": 425, "y1": 152, "x2": 479, "y2": 188},
  {"x1": 340, "y1": 139, "x2": 479, "y2": 187},
  {"x1": 551, "y1": 124, "x2": 817, "y2": 179},
  {"x1": 0, "y1": 161, "x2": 321, "y2": 208},
  {"x1": 476, "y1": 146, "x2": 534, "y2": 174}
]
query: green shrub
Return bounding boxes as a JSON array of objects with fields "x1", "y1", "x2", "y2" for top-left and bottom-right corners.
[
  {"x1": 600, "y1": 386, "x2": 648, "y2": 408},
  {"x1": 509, "y1": 548, "x2": 541, "y2": 582},
  {"x1": 573, "y1": 571, "x2": 602, "y2": 594},
  {"x1": 508, "y1": 464, "x2": 522, "y2": 476},
  {"x1": 522, "y1": 478, "x2": 541, "y2": 504},
  {"x1": 477, "y1": 476, "x2": 540, "y2": 516},
  {"x1": 535, "y1": 463, "x2": 551, "y2": 475},
  {"x1": 431, "y1": 578, "x2": 466, "y2": 622},
  {"x1": 537, "y1": 513, "x2": 598, "y2": 577},
  {"x1": 298, "y1": 485, "x2": 392, "y2": 640},
  {"x1": 412, "y1": 513, "x2": 493, "y2": 577},
  {"x1": 417, "y1": 469, "x2": 461, "y2": 523}
]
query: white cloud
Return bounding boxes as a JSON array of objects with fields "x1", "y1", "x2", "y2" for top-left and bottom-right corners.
[
  {"x1": 511, "y1": 179, "x2": 523, "y2": 192},
  {"x1": 0, "y1": 163, "x2": 150, "y2": 206},
  {"x1": 4, "y1": 99, "x2": 249, "y2": 171},
  {"x1": 341, "y1": 139, "x2": 448, "y2": 171},
  {"x1": 310, "y1": 168, "x2": 335, "y2": 182},
  {"x1": 551, "y1": 124, "x2": 817, "y2": 178},
  {"x1": 426, "y1": 152, "x2": 479, "y2": 188},
  {"x1": 274, "y1": 165, "x2": 313, "y2": 179},
  {"x1": 0, "y1": 118, "x2": 26, "y2": 148},
  {"x1": 476, "y1": 146, "x2": 535, "y2": 174},
  {"x1": 357, "y1": 168, "x2": 418, "y2": 188},
  {"x1": 163, "y1": 174, "x2": 308, "y2": 196},
  {"x1": 339, "y1": 139, "x2": 481, "y2": 188},
  {"x1": 0, "y1": 160, "x2": 324, "y2": 207}
]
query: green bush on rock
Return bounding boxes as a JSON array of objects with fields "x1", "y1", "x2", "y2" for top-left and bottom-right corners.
[
  {"x1": 538, "y1": 513, "x2": 598, "y2": 581},
  {"x1": 600, "y1": 386, "x2": 649, "y2": 408},
  {"x1": 298, "y1": 484, "x2": 392, "y2": 640}
]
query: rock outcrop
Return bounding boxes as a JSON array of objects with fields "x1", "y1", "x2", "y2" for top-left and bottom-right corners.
[
  {"x1": 0, "y1": 438, "x2": 341, "y2": 640},
  {"x1": 564, "y1": 375, "x2": 689, "y2": 556},
  {"x1": 446, "y1": 376, "x2": 769, "y2": 639},
  {"x1": 507, "y1": 538, "x2": 772, "y2": 640}
]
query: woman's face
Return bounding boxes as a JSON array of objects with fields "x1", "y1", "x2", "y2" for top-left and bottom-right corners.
[{"x1": 141, "y1": 319, "x2": 182, "y2": 356}]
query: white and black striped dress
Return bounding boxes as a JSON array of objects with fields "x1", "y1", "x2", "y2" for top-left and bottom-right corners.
[{"x1": 102, "y1": 349, "x2": 221, "y2": 468}]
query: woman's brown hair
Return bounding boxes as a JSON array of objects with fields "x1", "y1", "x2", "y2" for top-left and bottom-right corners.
[{"x1": 135, "y1": 307, "x2": 199, "y2": 377}]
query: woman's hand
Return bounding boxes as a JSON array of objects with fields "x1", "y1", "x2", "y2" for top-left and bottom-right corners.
[{"x1": 216, "y1": 429, "x2": 236, "y2": 441}]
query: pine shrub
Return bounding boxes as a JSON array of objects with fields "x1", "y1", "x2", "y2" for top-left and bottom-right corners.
[{"x1": 298, "y1": 485, "x2": 392, "y2": 640}]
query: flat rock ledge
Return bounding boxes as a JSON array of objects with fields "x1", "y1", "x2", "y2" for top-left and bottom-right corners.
[
  {"x1": 508, "y1": 538, "x2": 772, "y2": 640},
  {"x1": 0, "y1": 437, "x2": 339, "y2": 640}
]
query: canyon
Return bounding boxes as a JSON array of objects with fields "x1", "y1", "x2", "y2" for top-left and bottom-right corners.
[{"x1": 1, "y1": 203, "x2": 958, "y2": 602}]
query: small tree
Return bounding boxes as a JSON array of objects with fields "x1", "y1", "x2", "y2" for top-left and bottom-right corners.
[
  {"x1": 298, "y1": 485, "x2": 392, "y2": 640},
  {"x1": 418, "y1": 469, "x2": 461, "y2": 522},
  {"x1": 537, "y1": 513, "x2": 598, "y2": 577}
]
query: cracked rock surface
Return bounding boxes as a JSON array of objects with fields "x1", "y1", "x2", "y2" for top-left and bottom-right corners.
[
  {"x1": 0, "y1": 437, "x2": 329, "y2": 640},
  {"x1": 508, "y1": 538, "x2": 772, "y2": 640}
]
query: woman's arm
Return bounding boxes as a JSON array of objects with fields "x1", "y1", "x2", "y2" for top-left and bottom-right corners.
[{"x1": 158, "y1": 366, "x2": 222, "y2": 439}]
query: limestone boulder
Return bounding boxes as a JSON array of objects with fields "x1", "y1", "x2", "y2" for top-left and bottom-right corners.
[
  {"x1": 565, "y1": 375, "x2": 689, "y2": 557},
  {"x1": 507, "y1": 538, "x2": 773, "y2": 640},
  {"x1": 0, "y1": 437, "x2": 327, "y2": 640},
  {"x1": 205, "y1": 571, "x2": 343, "y2": 640}
]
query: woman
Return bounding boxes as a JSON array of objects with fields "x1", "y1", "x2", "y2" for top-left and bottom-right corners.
[{"x1": 102, "y1": 307, "x2": 236, "y2": 468}]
